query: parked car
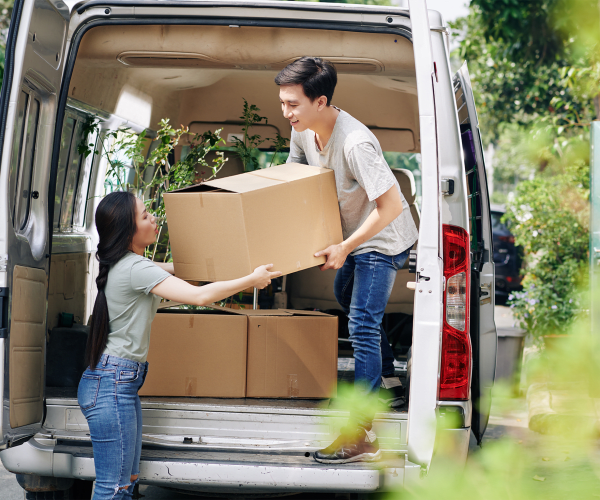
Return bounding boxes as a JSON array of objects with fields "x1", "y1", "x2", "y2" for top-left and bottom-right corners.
[
  {"x1": 0, "y1": 0, "x2": 497, "y2": 496},
  {"x1": 491, "y1": 204, "x2": 523, "y2": 304}
]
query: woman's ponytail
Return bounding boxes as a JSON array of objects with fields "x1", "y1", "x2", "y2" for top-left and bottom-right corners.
[{"x1": 85, "y1": 191, "x2": 137, "y2": 368}]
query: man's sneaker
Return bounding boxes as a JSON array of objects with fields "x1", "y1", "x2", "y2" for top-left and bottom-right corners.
[
  {"x1": 313, "y1": 425, "x2": 382, "y2": 464},
  {"x1": 379, "y1": 376, "x2": 405, "y2": 408}
]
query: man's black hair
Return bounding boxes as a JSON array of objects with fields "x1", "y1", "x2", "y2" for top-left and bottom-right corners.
[{"x1": 274, "y1": 57, "x2": 338, "y2": 106}]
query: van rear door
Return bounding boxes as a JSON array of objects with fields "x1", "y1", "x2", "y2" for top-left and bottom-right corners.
[
  {"x1": 0, "y1": 0, "x2": 69, "y2": 446},
  {"x1": 405, "y1": 0, "x2": 443, "y2": 470},
  {"x1": 453, "y1": 62, "x2": 497, "y2": 444}
]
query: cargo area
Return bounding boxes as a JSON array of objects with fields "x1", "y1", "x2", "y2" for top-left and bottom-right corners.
[{"x1": 44, "y1": 23, "x2": 420, "y2": 451}]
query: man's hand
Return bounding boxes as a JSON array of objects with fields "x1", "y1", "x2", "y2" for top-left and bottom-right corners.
[{"x1": 315, "y1": 243, "x2": 350, "y2": 270}]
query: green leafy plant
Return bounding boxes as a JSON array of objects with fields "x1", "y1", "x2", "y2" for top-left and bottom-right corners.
[
  {"x1": 80, "y1": 117, "x2": 226, "y2": 262},
  {"x1": 505, "y1": 171, "x2": 589, "y2": 340},
  {"x1": 232, "y1": 98, "x2": 288, "y2": 171}
]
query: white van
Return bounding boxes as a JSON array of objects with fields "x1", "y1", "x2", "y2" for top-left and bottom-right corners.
[{"x1": 0, "y1": 0, "x2": 497, "y2": 496}]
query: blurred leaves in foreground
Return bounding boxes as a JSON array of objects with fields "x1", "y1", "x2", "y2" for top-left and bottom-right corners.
[{"x1": 388, "y1": 314, "x2": 600, "y2": 499}]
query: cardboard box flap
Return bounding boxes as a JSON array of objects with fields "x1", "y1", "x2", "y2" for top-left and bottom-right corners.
[
  {"x1": 204, "y1": 173, "x2": 283, "y2": 194},
  {"x1": 202, "y1": 163, "x2": 328, "y2": 194},
  {"x1": 208, "y1": 304, "x2": 293, "y2": 316},
  {"x1": 248, "y1": 163, "x2": 328, "y2": 182},
  {"x1": 280, "y1": 309, "x2": 334, "y2": 317},
  {"x1": 156, "y1": 303, "x2": 243, "y2": 316},
  {"x1": 207, "y1": 305, "x2": 334, "y2": 318}
]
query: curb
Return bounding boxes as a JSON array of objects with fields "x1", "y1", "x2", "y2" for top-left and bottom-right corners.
[{"x1": 526, "y1": 382, "x2": 599, "y2": 434}]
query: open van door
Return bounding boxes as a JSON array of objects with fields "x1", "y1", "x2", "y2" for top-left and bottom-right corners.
[
  {"x1": 406, "y1": 0, "x2": 444, "y2": 470},
  {"x1": 0, "y1": 0, "x2": 69, "y2": 446},
  {"x1": 453, "y1": 62, "x2": 497, "y2": 444}
]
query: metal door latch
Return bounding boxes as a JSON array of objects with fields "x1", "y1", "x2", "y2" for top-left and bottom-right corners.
[
  {"x1": 441, "y1": 178, "x2": 455, "y2": 196},
  {"x1": 479, "y1": 282, "x2": 491, "y2": 297}
]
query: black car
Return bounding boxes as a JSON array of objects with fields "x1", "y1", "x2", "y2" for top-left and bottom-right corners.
[{"x1": 491, "y1": 205, "x2": 522, "y2": 304}]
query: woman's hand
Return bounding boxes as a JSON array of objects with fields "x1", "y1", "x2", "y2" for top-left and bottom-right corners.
[
  {"x1": 251, "y1": 264, "x2": 282, "y2": 289},
  {"x1": 152, "y1": 265, "x2": 282, "y2": 306}
]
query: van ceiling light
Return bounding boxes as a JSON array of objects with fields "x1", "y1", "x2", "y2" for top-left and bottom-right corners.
[
  {"x1": 271, "y1": 57, "x2": 384, "y2": 73},
  {"x1": 117, "y1": 51, "x2": 238, "y2": 69}
]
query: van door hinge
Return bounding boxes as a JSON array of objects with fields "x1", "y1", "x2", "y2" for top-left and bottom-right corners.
[
  {"x1": 0, "y1": 287, "x2": 7, "y2": 339},
  {"x1": 0, "y1": 254, "x2": 7, "y2": 272}
]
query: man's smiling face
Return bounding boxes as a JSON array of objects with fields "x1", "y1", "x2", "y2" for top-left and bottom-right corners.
[{"x1": 279, "y1": 84, "x2": 325, "y2": 133}]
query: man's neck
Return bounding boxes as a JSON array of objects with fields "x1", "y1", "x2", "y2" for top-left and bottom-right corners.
[{"x1": 313, "y1": 106, "x2": 340, "y2": 151}]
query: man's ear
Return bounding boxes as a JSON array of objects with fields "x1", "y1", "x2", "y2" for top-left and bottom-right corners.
[{"x1": 317, "y1": 95, "x2": 328, "y2": 111}]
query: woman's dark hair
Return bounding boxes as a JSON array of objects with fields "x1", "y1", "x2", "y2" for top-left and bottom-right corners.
[
  {"x1": 274, "y1": 57, "x2": 337, "y2": 106},
  {"x1": 86, "y1": 191, "x2": 137, "y2": 368}
]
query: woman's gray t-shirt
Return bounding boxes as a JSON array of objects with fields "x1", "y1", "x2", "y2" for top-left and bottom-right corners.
[
  {"x1": 103, "y1": 252, "x2": 171, "y2": 362},
  {"x1": 288, "y1": 109, "x2": 418, "y2": 256}
]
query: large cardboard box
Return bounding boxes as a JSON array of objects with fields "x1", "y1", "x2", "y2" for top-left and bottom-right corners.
[
  {"x1": 139, "y1": 307, "x2": 247, "y2": 398},
  {"x1": 163, "y1": 163, "x2": 343, "y2": 282},
  {"x1": 140, "y1": 305, "x2": 338, "y2": 399},
  {"x1": 244, "y1": 310, "x2": 338, "y2": 399}
]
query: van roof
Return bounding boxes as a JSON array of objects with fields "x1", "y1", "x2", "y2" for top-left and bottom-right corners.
[{"x1": 68, "y1": 0, "x2": 446, "y2": 28}]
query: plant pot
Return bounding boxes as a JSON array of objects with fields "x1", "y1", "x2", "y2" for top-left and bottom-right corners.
[{"x1": 496, "y1": 327, "x2": 526, "y2": 395}]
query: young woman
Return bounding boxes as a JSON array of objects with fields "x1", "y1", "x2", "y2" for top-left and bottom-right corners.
[{"x1": 77, "y1": 191, "x2": 280, "y2": 499}]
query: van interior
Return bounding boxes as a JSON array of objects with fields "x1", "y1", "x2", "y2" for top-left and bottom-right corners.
[{"x1": 44, "y1": 24, "x2": 421, "y2": 409}]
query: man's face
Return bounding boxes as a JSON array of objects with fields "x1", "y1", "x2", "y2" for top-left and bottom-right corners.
[{"x1": 279, "y1": 84, "x2": 326, "y2": 133}]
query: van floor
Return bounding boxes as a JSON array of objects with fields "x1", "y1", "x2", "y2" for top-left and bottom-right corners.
[{"x1": 45, "y1": 358, "x2": 409, "y2": 413}]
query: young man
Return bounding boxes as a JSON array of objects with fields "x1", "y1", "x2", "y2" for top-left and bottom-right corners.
[{"x1": 275, "y1": 57, "x2": 419, "y2": 464}]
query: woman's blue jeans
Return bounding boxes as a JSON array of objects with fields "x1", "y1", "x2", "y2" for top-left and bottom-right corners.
[
  {"x1": 78, "y1": 354, "x2": 148, "y2": 500},
  {"x1": 334, "y1": 249, "x2": 410, "y2": 426}
]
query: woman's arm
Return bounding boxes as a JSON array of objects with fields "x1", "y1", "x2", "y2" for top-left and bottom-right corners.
[
  {"x1": 153, "y1": 262, "x2": 175, "y2": 274},
  {"x1": 150, "y1": 264, "x2": 281, "y2": 306}
]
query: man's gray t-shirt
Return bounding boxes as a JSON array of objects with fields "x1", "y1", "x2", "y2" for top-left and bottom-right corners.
[
  {"x1": 287, "y1": 109, "x2": 419, "y2": 256},
  {"x1": 103, "y1": 252, "x2": 171, "y2": 363}
]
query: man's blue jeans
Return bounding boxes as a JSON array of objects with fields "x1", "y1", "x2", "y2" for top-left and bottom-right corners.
[
  {"x1": 334, "y1": 249, "x2": 410, "y2": 425},
  {"x1": 78, "y1": 354, "x2": 148, "y2": 500}
]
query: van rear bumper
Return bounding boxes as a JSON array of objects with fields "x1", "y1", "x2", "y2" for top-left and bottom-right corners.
[{"x1": 1, "y1": 437, "x2": 419, "y2": 493}]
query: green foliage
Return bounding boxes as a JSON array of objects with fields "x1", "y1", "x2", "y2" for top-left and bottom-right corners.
[
  {"x1": 452, "y1": 0, "x2": 596, "y2": 338},
  {"x1": 232, "y1": 98, "x2": 288, "y2": 171},
  {"x1": 504, "y1": 171, "x2": 589, "y2": 338},
  {"x1": 450, "y1": 4, "x2": 595, "y2": 143},
  {"x1": 0, "y1": 0, "x2": 15, "y2": 89},
  {"x1": 82, "y1": 118, "x2": 226, "y2": 261}
]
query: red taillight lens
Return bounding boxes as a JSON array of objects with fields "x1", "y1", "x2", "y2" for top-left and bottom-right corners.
[{"x1": 440, "y1": 225, "x2": 471, "y2": 400}]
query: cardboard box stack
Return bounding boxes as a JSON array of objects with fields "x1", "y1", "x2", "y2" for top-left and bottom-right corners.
[
  {"x1": 143, "y1": 164, "x2": 344, "y2": 399},
  {"x1": 163, "y1": 163, "x2": 343, "y2": 281},
  {"x1": 140, "y1": 306, "x2": 338, "y2": 399}
]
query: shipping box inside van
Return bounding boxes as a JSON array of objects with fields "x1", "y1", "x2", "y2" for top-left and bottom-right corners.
[
  {"x1": 140, "y1": 305, "x2": 338, "y2": 398},
  {"x1": 164, "y1": 163, "x2": 343, "y2": 282}
]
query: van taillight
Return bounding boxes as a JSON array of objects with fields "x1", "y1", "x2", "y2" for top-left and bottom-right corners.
[{"x1": 440, "y1": 224, "x2": 471, "y2": 400}]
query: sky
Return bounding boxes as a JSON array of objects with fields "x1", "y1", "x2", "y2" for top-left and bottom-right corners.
[
  {"x1": 425, "y1": 0, "x2": 470, "y2": 23},
  {"x1": 395, "y1": 0, "x2": 470, "y2": 24}
]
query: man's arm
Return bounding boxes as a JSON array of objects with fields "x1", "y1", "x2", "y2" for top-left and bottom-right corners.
[{"x1": 315, "y1": 185, "x2": 403, "y2": 270}]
